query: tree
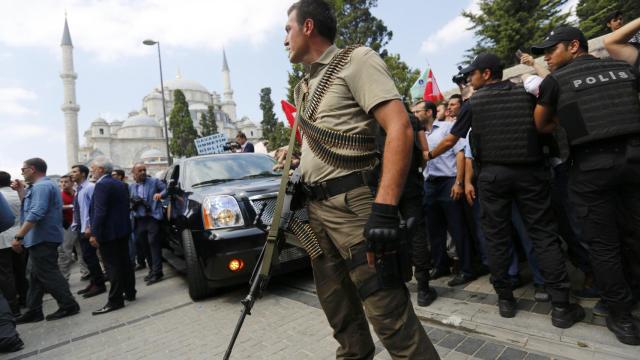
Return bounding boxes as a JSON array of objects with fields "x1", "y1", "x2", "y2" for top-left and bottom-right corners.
[
  {"x1": 200, "y1": 105, "x2": 218, "y2": 137},
  {"x1": 329, "y1": 0, "x2": 392, "y2": 55},
  {"x1": 384, "y1": 54, "x2": 420, "y2": 103},
  {"x1": 260, "y1": 87, "x2": 290, "y2": 151},
  {"x1": 463, "y1": 0, "x2": 570, "y2": 66},
  {"x1": 168, "y1": 89, "x2": 198, "y2": 158},
  {"x1": 286, "y1": 0, "x2": 418, "y2": 106},
  {"x1": 260, "y1": 87, "x2": 278, "y2": 138},
  {"x1": 577, "y1": 0, "x2": 640, "y2": 39}
]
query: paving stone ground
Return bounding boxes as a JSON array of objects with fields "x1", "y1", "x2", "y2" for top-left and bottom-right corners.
[{"x1": 1, "y1": 262, "x2": 637, "y2": 360}]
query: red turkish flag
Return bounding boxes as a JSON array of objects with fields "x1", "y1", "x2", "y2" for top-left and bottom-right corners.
[
  {"x1": 280, "y1": 100, "x2": 302, "y2": 144},
  {"x1": 424, "y1": 69, "x2": 444, "y2": 103}
]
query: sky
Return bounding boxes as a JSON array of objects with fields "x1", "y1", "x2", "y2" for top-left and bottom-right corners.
[{"x1": 0, "y1": 0, "x2": 578, "y2": 177}]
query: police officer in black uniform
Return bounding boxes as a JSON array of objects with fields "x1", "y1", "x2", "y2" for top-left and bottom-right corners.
[
  {"x1": 426, "y1": 53, "x2": 584, "y2": 328},
  {"x1": 375, "y1": 111, "x2": 436, "y2": 307},
  {"x1": 533, "y1": 26, "x2": 640, "y2": 346}
]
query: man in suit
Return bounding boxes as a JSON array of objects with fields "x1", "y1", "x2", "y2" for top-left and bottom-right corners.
[
  {"x1": 89, "y1": 156, "x2": 135, "y2": 315},
  {"x1": 235, "y1": 131, "x2": 254, "y2": 153},
  {"x1": 130, "y1": 163, "x2": 165, "y2": 285}
]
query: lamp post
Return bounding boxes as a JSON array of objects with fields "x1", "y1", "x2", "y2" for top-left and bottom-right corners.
[{"x1": 143, "y1": 39, "x2": 172, "y2": 165}]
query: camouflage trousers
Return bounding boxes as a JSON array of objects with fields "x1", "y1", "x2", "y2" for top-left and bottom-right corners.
[{"x1": 308, "y1": 185, "x2": 439, "y2": 360}]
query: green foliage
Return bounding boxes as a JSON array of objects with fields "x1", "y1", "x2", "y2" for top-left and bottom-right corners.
[
  {"x1": 259, "y1": 87, "x2": 290, "y2": 151},
  {"x1": 577, "y1": 0, "x2": 640, "y2": 39},
  {"x1": 168, "y1": 89, "x2": 198, "y2": 158},
  {"x1": 268, "y1": 122, "x2": 292, "y2": 152},
  {"x1": 463, "y1": 0, "x2": 571, "y2": 66},
  {"x1": 260, "y1": 87, "x2": 278, "y2": 136},
  {"x1": 285, "y1": 0, "x2": 417, "y2": 107},
  {"x1": 199, "y1": 105, "x2": 218, "y2": 137},
  {"x1": 328, "y1": 0, "x2": 392, "y2": 54},
  {"x1": 384, "y1": 54, "x2": 421, "y2": 104},
  {"x1": 287, "y1": 63, "x2": 305, "y2": 104}
]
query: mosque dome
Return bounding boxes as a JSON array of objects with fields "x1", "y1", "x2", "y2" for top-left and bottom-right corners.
[
  {"x1": 91, "y1": 117, "x2": 108, "y2": 125},
  {"x1": 140, "y1": 148, "x2": 164, "y2": 159},
  {"x1": 163, "y1": 73, "x2": 209, "y2": 93},
  {"x1": 121, "y1": 114, "x2": 161, "y2": 128}
]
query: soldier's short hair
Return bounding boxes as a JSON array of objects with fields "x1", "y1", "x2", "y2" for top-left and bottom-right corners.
[{"x1": 288, "y1": 0, "x2": 337, "y2": 44}]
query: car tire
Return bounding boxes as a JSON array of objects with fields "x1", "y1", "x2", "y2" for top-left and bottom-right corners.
[{"x1": 182, "y1": 229, "x2": 212, "y2": 301}]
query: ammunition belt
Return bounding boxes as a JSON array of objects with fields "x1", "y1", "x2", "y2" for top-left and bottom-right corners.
[
  {"x1": 288, "y1": 218, "x2": 323, "y2": 260},
  {"x1": 298, "y1": 114, "x2": 375, "y2": 152},
  {"x1": 296, "y1": 44, "x2": 378, "y2": 170},
  {"x1": 302, "y1": 45, "x2": 360, "y2": 121}
]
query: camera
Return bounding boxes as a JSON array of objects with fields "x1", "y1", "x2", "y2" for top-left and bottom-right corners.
[
  {"x1": 452, "y1": 65, "x2": 467, "y2": 86},
  {"x1": 130, "y1": 196, "x2": 150, "y2": 211},
  {"x1": 223, "y1": 141, "x2": 240, "y2": 152}
]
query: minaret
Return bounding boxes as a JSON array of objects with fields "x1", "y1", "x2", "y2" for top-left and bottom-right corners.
[
  {"x1": 60, "y1": 16, "x2": 80, "y2": 168},
  {"x1": 221, "y1": 49, "x2": 237, "y2": 122}
]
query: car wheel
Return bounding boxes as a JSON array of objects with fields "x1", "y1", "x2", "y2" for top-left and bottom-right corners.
[{"x1": 182, "y1": 229, "x2": 212, "y2": 301}]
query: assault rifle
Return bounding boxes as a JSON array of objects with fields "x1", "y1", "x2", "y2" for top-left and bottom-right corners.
[{"x1": 223, "y1": 168, "x2": 298, "y2": 360}]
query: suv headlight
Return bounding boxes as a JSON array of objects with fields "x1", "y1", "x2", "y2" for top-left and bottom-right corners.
[{"x1": 202, "y1": 195, "x2": 244, "y2": 230}]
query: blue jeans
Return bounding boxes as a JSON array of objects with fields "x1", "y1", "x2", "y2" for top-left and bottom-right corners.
[{"x1": 424, "y1": 177, "x2": 474, "y2": 277}]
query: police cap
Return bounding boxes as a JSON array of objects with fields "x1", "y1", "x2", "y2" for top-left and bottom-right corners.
[
  {"x1": 459, "y1": 53, "x2": 503, "y2": 75},
  {"x1": 531, "y1": 26, "x2": 588, "y2": 55}
]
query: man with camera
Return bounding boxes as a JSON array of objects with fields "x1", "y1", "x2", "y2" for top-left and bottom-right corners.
[{"x1": 130, "y1": 163, "x2": 165, "y2": 285}]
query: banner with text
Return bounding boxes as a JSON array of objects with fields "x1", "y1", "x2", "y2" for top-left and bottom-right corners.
[{"x1": 194, "y1": 133, "x2": 228, "y2": 155}]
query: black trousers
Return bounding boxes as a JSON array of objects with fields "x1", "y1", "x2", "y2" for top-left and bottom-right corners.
[
  {"x1": 25, "y1": 242, "x2": 76, "y2": 313},
  {"x1": 134, "y1": 217, "x2": 162, "y2": 276},
  {"x1": 400, "y1": 185, "x2": 431, "y2": 284},
  {"x1": 477, "y1": 163, "x2": 570, "y2": 303},
  {"x1": 78, "y1": 233, "x2": 105, "y2": 287},
  {"x1": 570, "y1": 142, "x2": 640, "y2": 314},
  {"x1": 0, "y1": 249, "x2": 17, "y2": 312},
  {"x1": 99, "y1": 237, "x2": 135, "y2": 306}
]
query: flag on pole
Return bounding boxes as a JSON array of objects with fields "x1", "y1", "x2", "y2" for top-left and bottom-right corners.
[
  {"x1": 280, "y1": 100, "x2": 302, "y2": 144},
  {"x1": 410, "y1": 67, "x2": 444, "y2": 103}
]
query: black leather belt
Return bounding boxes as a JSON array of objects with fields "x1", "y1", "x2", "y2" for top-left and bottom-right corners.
[
  {"x1": 426, "y1": 175, "x2": 454, "y2": 182},
  {"x1": 303, "y1": 171, "x2": 376, "y2": 201}
]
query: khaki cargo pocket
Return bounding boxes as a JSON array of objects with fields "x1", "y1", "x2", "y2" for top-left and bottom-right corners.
[{"x1": 344, "y1": 186, "x2": 373, "y2": 218}]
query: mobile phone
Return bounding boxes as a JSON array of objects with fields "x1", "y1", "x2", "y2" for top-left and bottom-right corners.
[{"x1": 515, "y1": 49, "x2": 523, "y2": 60}]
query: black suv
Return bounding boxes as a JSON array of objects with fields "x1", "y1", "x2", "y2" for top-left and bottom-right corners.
[{"x1": 160, "y1": 153, "x2": 309, "y2": 300}]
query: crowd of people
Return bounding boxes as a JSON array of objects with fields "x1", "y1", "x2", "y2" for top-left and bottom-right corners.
[
  {"x1": 0, "y1": 157, "x2": 166, "y2": 353},
  {"x1": 406, "y1": 11, "x2": 640, "y2": 349}
]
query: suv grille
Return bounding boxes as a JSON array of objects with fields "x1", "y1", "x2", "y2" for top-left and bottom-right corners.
[{"x1": 278, "y1": 246, "x2": 308, "y2": 262}]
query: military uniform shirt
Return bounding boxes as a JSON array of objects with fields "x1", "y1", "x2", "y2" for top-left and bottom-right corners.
[{"x1": 297, "y1": 45, "x2": 401, "y2": 184}]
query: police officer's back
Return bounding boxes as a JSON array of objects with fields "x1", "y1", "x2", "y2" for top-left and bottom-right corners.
[{"x1": 533, "y1": 26, "x2": 640, "y2": 346}]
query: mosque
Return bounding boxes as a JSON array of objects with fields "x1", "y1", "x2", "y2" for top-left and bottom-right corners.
[{"x1": 59, "y1": 17, "x2": 262, "y2": 175}]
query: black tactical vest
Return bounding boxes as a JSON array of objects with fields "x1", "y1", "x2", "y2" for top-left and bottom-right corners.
[
  {"x1": 550, "y1": 55, "x2": 640, "y2": 146},
  {"x1": 469, "y1": 81, "x2": 543, "y2": 164}
]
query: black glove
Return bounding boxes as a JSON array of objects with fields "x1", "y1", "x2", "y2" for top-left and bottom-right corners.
[{"x1": 363, "y1": 203, "x2": 399, "y2": 256}]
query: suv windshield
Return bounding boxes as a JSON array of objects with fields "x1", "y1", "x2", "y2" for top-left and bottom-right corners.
[{"x1": 186, "y1": 154, "x2": 280, "y2": 188}]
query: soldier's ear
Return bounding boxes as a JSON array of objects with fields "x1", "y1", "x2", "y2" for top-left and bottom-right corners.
[{"x1": 303, "y1": 18, "x2": 314, "y2": 36}]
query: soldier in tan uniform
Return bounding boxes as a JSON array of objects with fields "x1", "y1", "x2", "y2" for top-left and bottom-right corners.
[{"x1": 285, "y1": 1, "x2": 438, "y2": 359}]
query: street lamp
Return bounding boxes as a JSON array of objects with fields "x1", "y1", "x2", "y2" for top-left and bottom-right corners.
[{"x1": 143, "y1": 39, "x2": 173, "y2": 166}]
